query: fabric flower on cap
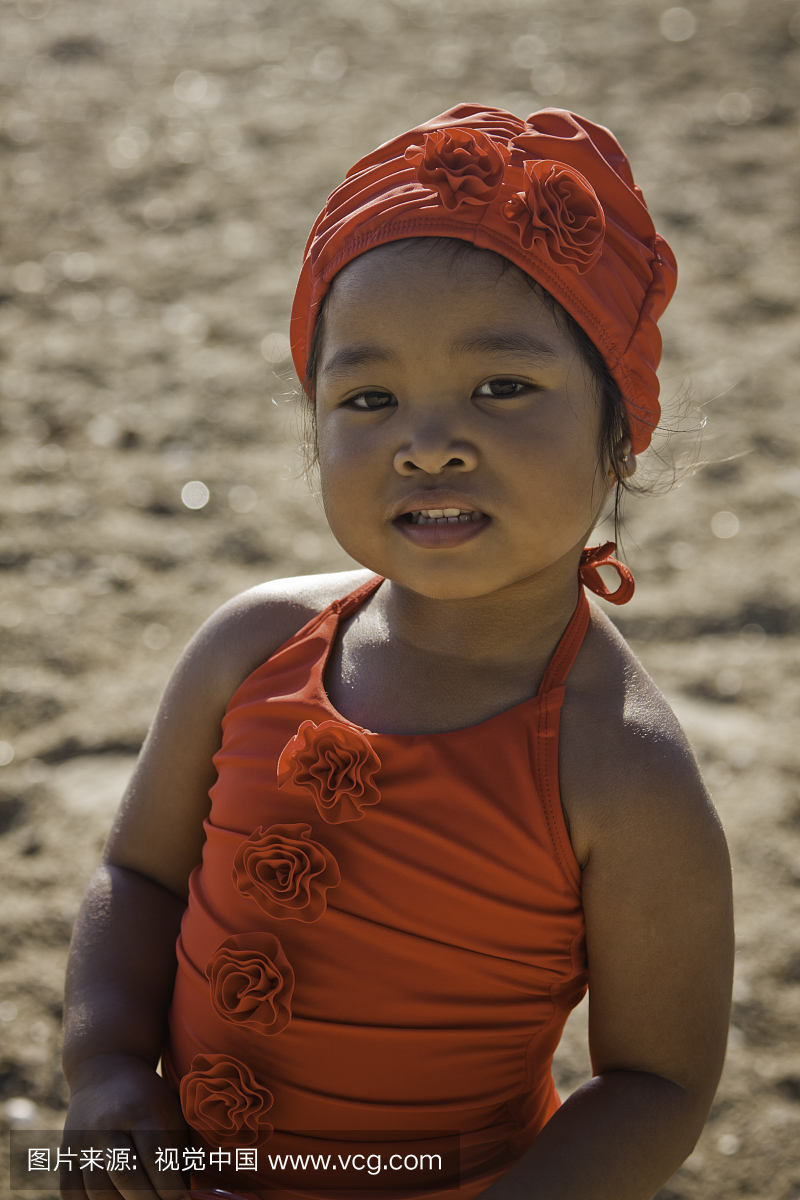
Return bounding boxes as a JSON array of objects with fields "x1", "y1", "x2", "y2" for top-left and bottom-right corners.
[
  {"x1": 180, "y1": 1053, "x2": 274, "y2": 1146},
  {"x1": 404, "y1": 127, "x2": 509, "y2": 210},
  {"x1": 278, "y1": 719, "x2": 381, "y2": 824},
  {"x1": 502, "y1": 158, "x2": 604, "y2": 272},
  {"x1": 206, "y1": 932, "x2": 294, "y2": 1036},
  {"x1": 233, "y1": 822, "x2": 340, "y2": 922},
  {"x1": 290, "y1": 104, "x2": 678, "y2": 454}
]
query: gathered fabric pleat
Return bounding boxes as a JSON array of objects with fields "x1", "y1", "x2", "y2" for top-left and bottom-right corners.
[{"x1": 164, "y1": 575, "x2": 590, "y2": 1198}]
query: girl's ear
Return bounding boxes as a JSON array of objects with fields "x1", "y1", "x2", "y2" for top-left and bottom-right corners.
[
  {"x1": 604, "y1": 439, "x2": 633, "y2": 484},
  {"x1": 617, "y1": 437, "x2": 636, "y2": 480},
  {"x1": 606, "y1": 438, "x2": 635, "y2": 486}
]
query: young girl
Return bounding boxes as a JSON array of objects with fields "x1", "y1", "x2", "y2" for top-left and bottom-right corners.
[{"x1": 61, "y1": 105, "x2": 734, "y2": 1200}]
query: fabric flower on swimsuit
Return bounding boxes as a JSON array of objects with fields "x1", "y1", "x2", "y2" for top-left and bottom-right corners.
[
  {"x1": 180, "y1": 1053, "x2": 274, "y2": 1147},
  {"x1": 404, "y1": 127, "x2": 509, "y2": 210},
  {"x1": 206, "y1": 932, "x2": 294, "y2": 1036},
  {"x1": 502, "y1": 158, "x2": 605, "y2": 273},
  {"x1": 278, "y1": 719, "x2": 381, "y2": 824},
  {"x1": 233, "y1": 822, "x2": 340, "y2": 922}
]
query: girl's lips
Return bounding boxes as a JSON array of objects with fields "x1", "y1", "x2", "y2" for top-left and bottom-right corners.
[{"x1": 394, "y1": 513, "x2": 491, "y2": 548}]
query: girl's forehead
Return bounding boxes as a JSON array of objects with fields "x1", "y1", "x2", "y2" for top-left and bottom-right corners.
[
  {"x1": 325, "y1": 241, "x2": 562, "y2": 334},
  {"x1": 333, "y1": 239, "x2": 528, "y2": 295}
]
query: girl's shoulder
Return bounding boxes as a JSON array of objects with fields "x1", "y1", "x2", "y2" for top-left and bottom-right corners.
[
  {"x1": 560, "y1": 598, "x2": 717, "y2": 869},
  {"x1": 104, "y1": 569, "x2": 376, "y2": 899},
  {"x1": 189, "y1": 568, "x2": 376, "y2": 712}
]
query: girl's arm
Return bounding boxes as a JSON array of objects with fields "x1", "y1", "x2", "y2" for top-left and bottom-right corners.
[
  {"x1": 61, "y1": 869, "x2": 191, "y2": 1200},
  {"x1": 61, "y1": 629, "x2": 227, "y2": 1199},
  {"x1": 61, "y1": 572, "x2": 369, "y2": 1200},
  {"x1": 481, "y1": 650, "x2": 734, "y2": 1200},
  {"x1": 62, "y1": 597, "x2": 260, "y2": 1200}
]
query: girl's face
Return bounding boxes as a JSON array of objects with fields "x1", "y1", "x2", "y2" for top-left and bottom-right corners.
[{"x1": 313, "y1": 241, "x2": 616, "y2": 601}]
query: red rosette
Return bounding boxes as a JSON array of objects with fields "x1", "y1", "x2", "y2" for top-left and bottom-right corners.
[
  {"x1": 233, "y1": 822, "x2": 340, "y2": 922},
  {"x1": 503, "y1": 158, "x2": 605, "y2": 272},
  {"x1": 404, "y1": 126, "x2": 509, "y2": 210},
  {"x1": 180, "y1": 1053, "x2": 273, "y2": 1147},
  {"x1": 278, "y1": 719, "x2": 381, "y2": 824},
  {"x1": 206, "y1": 932, "x2": 294, "y2": 1036}
]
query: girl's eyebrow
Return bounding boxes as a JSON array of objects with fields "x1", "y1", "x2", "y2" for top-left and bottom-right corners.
[
  {"x1": 451, "y1": 329, "x2": 562, "y2": 363},
  {"x1": 321, "y1": 343, "x2": 401, "y2": 379}
]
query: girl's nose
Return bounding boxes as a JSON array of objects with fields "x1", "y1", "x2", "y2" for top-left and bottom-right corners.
[{"x1": 392, "y1": 429, "x2": 479, "y2": 476}]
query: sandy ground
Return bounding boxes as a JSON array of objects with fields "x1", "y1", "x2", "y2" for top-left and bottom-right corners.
[{"x1": 1, "y1": 0, "x2": 799, "y2": 1196}]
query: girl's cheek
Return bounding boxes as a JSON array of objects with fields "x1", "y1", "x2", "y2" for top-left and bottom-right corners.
[
  {"x1": 319, "y1": 449, "x2": 359, "y2": 508},
  {"x1": 318, "y1": 431, "x2": 382, "y2": 535},
  {"x1": 319, "y1": 419, "x2": 389, "y2": 487}
]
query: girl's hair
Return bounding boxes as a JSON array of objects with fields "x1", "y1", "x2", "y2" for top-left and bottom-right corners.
[{"x1": 298, "y1": 237, "x2": 636, "y2": 536}]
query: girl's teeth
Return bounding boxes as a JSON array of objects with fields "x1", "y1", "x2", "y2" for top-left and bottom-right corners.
[{"x1": 407, "y1": 509, "x2": 485, "y2": 525}]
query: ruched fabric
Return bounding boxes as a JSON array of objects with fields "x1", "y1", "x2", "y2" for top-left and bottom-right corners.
[
  {"x1": 290, "y1": 104, "x2": 678, "y2": 454},
  {"x1": 164, "y1": 575, "x2": 592, "y2": 1198}
]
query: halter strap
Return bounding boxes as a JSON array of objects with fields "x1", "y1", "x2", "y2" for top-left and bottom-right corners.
[
  {"x1": 333, "y1": 573, "x2": 385, "y2": 618},
  {"x1": 579, "y1": 541, "x2": 635, "y2": 606},
  {"x1": 535, "y1": 541, "x2": 634, "y2": 699},
  {"x1": 535, "y1": 547, "x2": 633, "y2": 890}
]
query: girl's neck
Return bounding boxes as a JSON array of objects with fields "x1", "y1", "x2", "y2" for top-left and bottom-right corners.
[
  {"x1": 327, "y1": 560, "x2": 586, "y2": 736},
  {"x1": 376, "y1": 559, "x2": 582, "y2": 669}
]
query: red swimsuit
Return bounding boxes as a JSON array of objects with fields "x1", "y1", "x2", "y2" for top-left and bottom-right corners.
[{"x1": 164, "y1": 553, "x2": 632, "y2": 1198}]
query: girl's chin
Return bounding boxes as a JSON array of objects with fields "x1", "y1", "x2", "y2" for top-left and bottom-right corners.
[{"x1": 331, "y1": 520, "x2": 581, "y2": 601}]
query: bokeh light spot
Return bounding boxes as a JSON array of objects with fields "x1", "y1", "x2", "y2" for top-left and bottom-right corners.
[
  {"x1": 711, "y1": 511, "x2": 739, "y2": 539},
  {"x1": 181, "y1": 480, "x2": 210, "y2": 510},
  {"x1": 660, "y1": 7, "x2": 697, "y2": 41}
]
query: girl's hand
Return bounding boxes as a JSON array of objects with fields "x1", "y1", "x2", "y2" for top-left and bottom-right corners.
[{"x1": 60, "y1": 1053, "x2": 190, "y2": 1200}]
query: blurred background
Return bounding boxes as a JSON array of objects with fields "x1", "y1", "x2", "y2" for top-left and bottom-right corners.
[{"x1": 0, "y1": 0, "x2": 799, "y2": 1196}]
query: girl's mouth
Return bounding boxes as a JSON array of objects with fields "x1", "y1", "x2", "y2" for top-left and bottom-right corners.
[
  {"x1": 394, "y1": 507, "x2": 491, "y2": 547},
  {"x1": 404, "y1": 507, "x2": 485, "y2": 525}
]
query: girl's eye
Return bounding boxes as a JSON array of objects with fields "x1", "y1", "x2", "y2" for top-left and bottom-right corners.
[
  {"x1": 347, "y1": 391, "x2": 396, "y2": 410},
  {"x1": 474, "y1": 378, "x2": 527, "y2": 398}
]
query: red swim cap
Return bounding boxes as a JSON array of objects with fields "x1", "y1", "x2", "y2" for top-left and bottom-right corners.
[{"x1": 290, "y1": 104, "x2": 677, "y2": 454}]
